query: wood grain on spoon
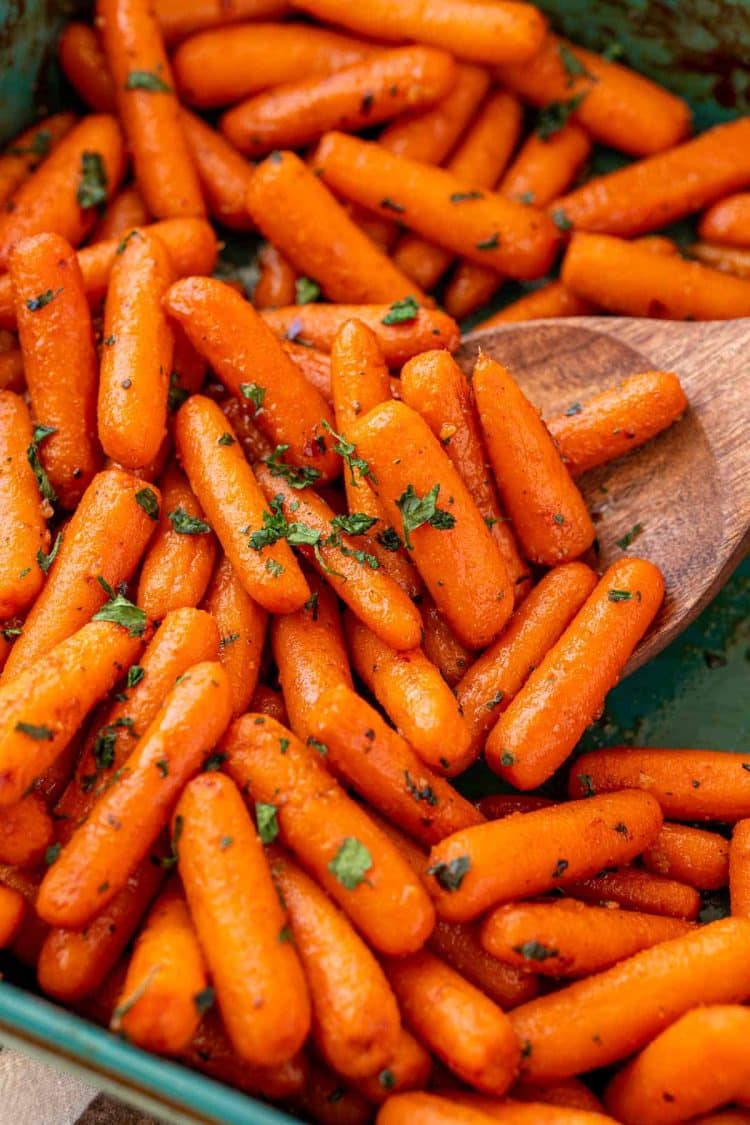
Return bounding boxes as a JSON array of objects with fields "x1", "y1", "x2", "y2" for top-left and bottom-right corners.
[{"x1": 457, "y1": 318, "x2": 750, "y2": 671}]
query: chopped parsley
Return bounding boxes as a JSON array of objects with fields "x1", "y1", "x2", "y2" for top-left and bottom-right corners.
[
  {"x1": 193, "y1": 986, "x2": 215, "y2": 1016},
  {"x1": 167, "y1": 372, "x2": 188, "y2": 411},
  {"x1": 558, "y1": 43, "x2": 597, "y2": 85},
  {"x1": 330, "y1": 512, "x2": 377, "y2": 536},
  {"x1": 203, "y1": 752, "x2": 227, "y2": 772},
  {"x1": 156, "y1": 759, "x2": 169, "y2": 777},
  {"x1": 404, "y1": 770, "x2": 438, "y2": 806},
  {"x1": 476, "y1": 232, "x2": 500, "y2": 251},
  {"x1": 485, "y1": 690, "x2": 504, "y2": 711},
  {"x1": 395, "y1": 483, "x2": 456, "y2": 550},
  {"x1": 376, "y1": 526, "x2": 402, "y2": 552},
  {"x1": 256, "y1": 802, "x2": 279, "y2": 844},
  {"x1": 427, "y1": 855, "x2": 471, "y2": 891},
  {"x1": 266, "y1": 558, "x2": 284, "y2": 577},
  {"x1": 608, "y1": 589, "x2": 633, "y2": 602},
  {"x1": 45, "y1": 842, "x2": 61, "y2": 865},
  {"x1": 616, "y1": 523, "x2": 643, "y2": 550},
  {"x1": 380, "y1": 197, "x2": 404, "y2": 213},
  {"x1": 536, "y1": 92, "x2": 588, "y2": 140},
  {"x1": 116, "y1": 229, "x2": 140, "y2": 255},
  {"x1": 14, "y1": 721, "x2": 53, "y2": 740},
  {"x1": 240, "y1": 382, "x2": 266, "y2": 416},
  {"x1": 37, "y1": 531, "x2": 62, "y2": 574},
  {"x1": 168, "y1": 507, "x2": 211, "y2": 534},
  {"x1": 217, "y1": 432, "x2": 235, "y2": 446},
  {"x1": 93, "y1": 575, "x2": 147, "y2": 636},
  {"x1": 328, "y1": 837, "x2": 372, "y2": 890},
  {"x1": 320, "y1": 421, "x2": 375, "y2": 485},
  {"x1": 135, "y1": 487, "x2": 160, "y2": 520},
  {"x1": 125, "y1": 69, "x2": 172, "y2": 92},
  {"x1": 514, "y1": 940, "x2": 558, "y2": 962},
  {"x1": 265, "y1": 444, "x2": 321, "y2": 489},
  {"x1": 295, "y1": 277, "x2": 320, "y2": 305},
  {"x1": 551, "y1": 208, "x2": 573, "y2": 231},
  {"x1": 381, "y1": 296, "x2": 419, "y2": 326},
  {"x1": 77, "y1": 151, "x2": 108, "y2": 209},
  {"x1": 26, "y1": 289, "x2": 62, "y2": 312},
  {"x1": 577, "y1": 773, "x2": 596, "y2": 796},
  {"x1": 450, "y1": 190, "x2": 484, "y2": 203}
]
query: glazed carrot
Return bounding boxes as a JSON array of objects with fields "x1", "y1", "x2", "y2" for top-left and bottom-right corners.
[
  {"x1": 254, "y1": 465, "x2": 423, "y2": 651},
  {"x1": 439, "y1": 1095, "x2": 618, "y2": 1123},
  {"x1": 291, "y1": 0, "x2": 546, "y2": 65},
  {"x1": 98, "y1": 0, "x2": 205, "y2": 219},
  {"x1": 155, "y1": 0, "x2": 291, "y2": 44},
  {"x1": 487, "y1": 559, "x2": 664, "y2": 788},
  {"x1": 37, "y1": 661, "x2": 232, "y2": 927},
  {"x1": 429, "y1": 921, "x2": 539, "y2": 1010},
  {"x1": 174, "y1": 396, "x2": 310, "y2": 613},
  {"x1": 0, "y1": 885, "x2": 26, "y2": 947},
  {"x1": 510, "y1": 917, "x2": 750, "y2": 1083},
  {"x1": 377, "y1": 1092, "x2": 501, "y2": 1125},
  {"x1": 0, "y1": 112, "x2": 77, "y2": 207},
  {"x1": 113, "y1": 879, "x2": 208, "y2": 1054},
  {"x1": 254, "y1": 243, "x2": 297, "y2": 309},
  {"x1": 381, "y1": 64, "x2": 490, "y2": 163},
  {"x1": 314, "y1": 132, "x2": 561, "y2": 280},
  {"x1": 420, "y1": 597, "x2": 473, "y2": 687},
  {"x1": 182, "y1": 1013, "x2": 308, "y2": 1101},
  {"x1": 166, "y1": 277, "x2": 338, "y2": 481},
  {"x1": 0, "y1": 350, "x2": 24, "y2": 392},
  {"x1": 98, "y1": 228, "x2": 174, "y2": 470},
  {"x1": 37, "y1": 859, "x2": 164, "y2": 1001},
  {"x1": 605, "y1": 1006, "x2": 750, "y2": 1125},
  {"x1": 261, "y1": 304, "x2": 460, "y2": 366},
  {"x1": 690, "y1": 241, "x2": 750, "y2": 279},
  {"x1": 246, "y1": 151, "x2": 427, "y2": 305},
  {"x1": 202, "y1": 556, "x2": 268, "y2": 717},
  {"x1": 384, "y1": 950, "x2": 520, "y2": 1095},
  {"x1": 269, "y1": 846, "x2": 401, "y2": 1078},
  {"x1": 137, "y1": 464, "x2": 216, "y2": 621},
  {"x1": 350, "y1": 1027, "x2": 432, "y2": 1103},
  {"x1": 564, "y1": 868, "x2": 701, "y2": 921},
  {"x1": 0, "y1": 866, "x2": 47, "y2": 967},
  {"x1": 93, "y1": 185, "x2": 149, "y2": 241},
  {"x1": 58, "y1": 23, "x2": 116, "y2": 112},
  {"x1": 349, "y1": 401, "x2": 513, "y2": 649},
  {"x1": 478, "y1": 795, "x2": 554, "y2": 818},
  {"x1": 699, "y1": 192, "x2": 750, "y2": 247},
  {"x1": 0, "y1": 114, "x2": 125, "y2": 267},
  {"x1": 178, "y1": 110, "x2": 255, "y2": 231},
  {"x1": 0, "y1": 793, "x2": 53, "y2": 867},
  {"x1": 282, "y1": 340, "x2": 332, "y2": 402},
  {"x1": 57, "y1": 607, "x2": 219, "y2": 832},
  {"x1": 309, "y1": 683, "x2": 482, "y2": 842},
  {"x1": 250, "y1": 684, "x2": 288, "y2": 725},
  {"x1": 343, "y1": 617, "x2": 473, "y2": 775},
  {"x1": 0, "y1": 619, "x2": 143, "y2": 806},
  {"x1": 400, "y1": 350, "x2": 529, "y2": 594},
  {"x1": 512, "y1": 1081, "x2": 605, "y2": 1114},
  {"x1": 0, "y1": 391, "x2": 49, "y2": 618},
  {"x1": 175, "y1": 772, "x2": 310, "y2": 1066},
  {"x1": 569, "y1": 748, "x2": 750, "y2": 821},
  {"x1": 222, "y1": 713, "x2": 435, "y2": 955},
  {"x1": 472, "y1": 354, "x2": 594, "y2": 567},
  {"x1": 217, "y1": 395, "x2": 273, "y2": 466},
  {"x1": 271, "y1": 571, "x2": 352, "y2": 743},
  {"x1": 642, "y1": 823, "x2": 729, "y2": 890},
  {"x1": 730, "y1": 820, "x2": 750, "y2": 917},
  {"x1": 481, "y1": 899, "x2": 694, "y2": 979},
  {"x1": 456, "y1": 564, "x2": 597, "y2": 758}
]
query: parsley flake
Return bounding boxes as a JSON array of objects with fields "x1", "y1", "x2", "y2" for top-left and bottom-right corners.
[
  {"x1": 485, "y1": 690, "x2": 504, "y2": 711},
  {"x1": 476, "y1": 232, "x2": 500, "y2": 251},
  {"x1": 381, "y1": 296, "x2": 419, "y2": 326},
  {"x1": 330, "y1": 512, "x2": 377, "y2": 536},
  {"x1": 380, "y1": 197, "x2": 405, "y2": 213},
  {"x1": 266, "y1": 558, "x2": 284, "y2": 577},
  {"x1": 256, "y1": 802, "x2": 279, "y2": 844},
  {"x1": 536, "y1": 92, "x2": 588, "y2": 140},
  {"x1": 427, "y1": 855, "x2": 471, "y2": 891},
  {"x1": 450, "y1": 190, "x2": 484, "y2": 203},
  {"x1": 168, "y1": 507, "x2": 211, "y2": 535},
  {"x1": 558, "y1": 43, "x2": 597, "y2": 85},
  {"x1": 93, "y1": 576, "x2": 147, "y2": 636},
  {"x1": 135, "y1": 487, "x2": 160, "y2": 520},
  {"x1": 15, "y1": 721, "x2": 53, "y2": 741},
  {"x1": 77, "y1": 151, "x2": 108, "y2": 209},
  {"x1": 45, "y1": 842, "x2": 61, "y2": 865},
  {"x1": 396, "y1": 483, "x2": 456, "y2": 550},
  {"x1": 265, "y1": 444, "x2": 321, "y2": 489},
  {"x1": 125, "y1": 69, "x2": 172, "y2": 93},
  {"x1": 608, "y1": 589, "x2": 633, "y2": 602},
  {"x1": 26, "y1": 288, "x2": 62, "y2": 312},
  {"x1": 514, "y1": 940, "x2": 559, "y2": 962},
  {"x1": 27, "y1": 423, "x2": 57, "y2": 505},
  {"x1": 217, "y1": 432, "x2": 235, "y2": 446},
  {"x1": 37, "y1": 530, "x2": 62, "y2": 574},
  {"x1": 193, "y1": 986, "x2": 215, "y2": 1016},
  {"x1": 551, "y1": 208, "x2": 573, "y2": 231},
  {"x1": 127, "y1": 665, "x2": 144, "y2": 689},
  {"x1": 320, "y1": 421, "x2": 375, "y2": 485},
  {"x1": 328, "y1": 837, "x2": 372, "y2": 890},
  {"x1": 404, "y1": 770, "x2": 438, "y2": 806},
  {"x1": 295, "y1": 277, "x2": 320, "y2": 305},
  {"x1": 616, "y1": 523, "x2": 643, "y2": 550},
  {"x1": 240, "y1": 382, "x2": 265, "y2": 416}
]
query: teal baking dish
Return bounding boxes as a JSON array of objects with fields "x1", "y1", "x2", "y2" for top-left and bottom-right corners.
[{"x1": 1, "y1": 2, "x2": 749, "y2": 1121}]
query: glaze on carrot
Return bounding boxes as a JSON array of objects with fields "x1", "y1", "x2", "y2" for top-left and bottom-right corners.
[
  {"x1": 563, "y1": 868, "x2": 701, "y2": 921},
  {"x1": 0, "y1": 391, "x2": 50, "y2": 618},
  {"x1": 179, "y1": 110, "x2": 256, "y2": 231},
  {"x1": 642, "y1": 823, "x2": 729, "y2": 890},
  {"x1": 474, "y1": 281, "x2": 596, "y2": 328},
  {"x1": 203, "y1": 555, "x2": 268, "y2": 717},
  {"x1": 253, "y1": 243, "x2": 297, "y2": 309}
]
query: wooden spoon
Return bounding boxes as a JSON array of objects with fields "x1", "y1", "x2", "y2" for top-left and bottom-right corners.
[{"x1": 456, "y1": 317, "x2": 750, "y2": 671}]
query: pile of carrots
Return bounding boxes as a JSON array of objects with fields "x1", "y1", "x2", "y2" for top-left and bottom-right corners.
[{"x1": 0, "y1": 1, "x2": 749, "y2": 1123}]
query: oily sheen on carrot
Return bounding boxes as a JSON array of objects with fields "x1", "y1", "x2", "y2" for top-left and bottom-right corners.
[
  {"x1": 253, "y1": 243, "x2": 297, "y2": 309},
  {"x1": 563, "y1": 868, "x2": 701, "y2": 921},
  {"x1": 730, "y1": 820, "x2": 750, "y2": 918},
  {"x1": 202, "y1": 555, "x2": 268, "y2": 717},
  {"x1": 642, "y1": 823, "x2": 729, "y2": 890},
  {"x1": 93, "y1": 185, "x2": 149, "y2": 241},
  {"x1": 474, "y1": 281, "x2": 596, "y2": 328},
  {"x1": 154, "y1": 0, "x2": 291, "y2": 44},
  {"x1": 0, "y1": 391, "x2": 49, "y2": 618},
  {"x1": 699, "y1": 192, "x2": 750, "y2": 247},
  {"x1": 179, "y1": 110, "x2": 256, "y2": 231}
]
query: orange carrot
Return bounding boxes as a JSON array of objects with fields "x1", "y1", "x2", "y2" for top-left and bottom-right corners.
[
  {"x1": 202, "y1": 555, "x2": 268, "y2": 717},
  {"x1": 0, "y1": 884, "x2": 26, "y2": 947},
  {"x1": 253, "y1": 243, "x2": 297, "y2": 309},
  {"x1": 478, "y1": 795, "x2": 556, "y2": 818},
  {"x1": 93, "y1": 185, "x2": 149, "y2": 241},
  {"x1": 512, "y1": 1079, "x2": 605, "y2": 1114},
  {"x1": 0, "y1": 793, "x2": 53, "y2": 867},
  {"x1": 474, "y1": 281, "x2": 596, "y2": 328},
  {"x1": 456, "y1": 563, "x2": 597, "y2": 758},
  {"x1": 428, "y1": 920, "x2": 539, "y2": 1010},
  {"x1": 481, "y1": 898, "x2": 694, "y2": 979},
  {"x1": 0, "y1": 391, "x2": 50, "y2": 618},
  {"x1": 182, "y1": 1013, "x2": 308, "y2": 1101},
  {"x1": 563, "y1": 868, "x2": 701, "y2": 921},
  {"x1": 98, "y1": 0, "x2": 205, "y2": 219},
  {"x1": 568, "y1": 747, "x2": 750, "y2": 822},
  {"x1": 113, "y1": 879, "x2": 208, "y2": 1054},
  {"x1": 290, "y1": 0, "x2": 546, "y2": 65},
  {"x1": 376, "y1": 1092, "x2": 502, "y2": 1124},
  {"x1": 58, "y1": 23, "x2": 116, "y2": 112},
  {"x1": 37, "y1": 661, "x2": 232, "y2": 927},
  {"x1": 0, "y1": 350, "x2": 24, "y2": 393},
  {"x1": 690, "y1": 241, "x2": 750, "y2": 279},
  {"x1": 699, "y1": 192, "x2": 750, "y2": 247},
  {"x1": 420, "y1": 596, "x2": 473, "y2": 688},
  {"x1": 350, "y1": 1027, "x2": 432, "y2": 1103},
  {"x1": 730, "y1": 820, "x2": 750, "y2": 918},
  {"x1": 250, "y1": 684, "x2": 288, "y2": 725},
  {"x1": 314, "y1": 132, "x2": 561, "y2": 280},
  {"x1": 487, "y1": 559, "x2": 664, "y2": 789},
  {"x1": 178, "y1": 110, "x2": 256, "y2": 231},
  {"x1": 155, "y1": 0, "x2": 292, "y2": 45},
  {"x1": 281, "y1": 340, "x2": 332, "y2": 402},
  {"x1": 0, "y1": 114, "x2": 125, "y2": 267},
  {"x1": 0, "y1": 113, "x2": 77, "y2": 207},
  {"x1": 642, "y1": 823, "x2": 729, "y2": 891},
  {"x1": 472, "y1": 353, "x2": 595, "y2": 567},
  {"x1": 222, "y1": 713, "x2": 435, "y2": 955},
  {"x1": 380, "y1": 64, "x2": 490, "y2": 164}
]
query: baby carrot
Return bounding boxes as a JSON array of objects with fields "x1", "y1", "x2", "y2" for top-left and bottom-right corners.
[
  {"x1": 254, "y1": 465, "x2": 423, "y2": 651},
  {"x1": 113, "y1": 879, "x2": 208, "y2": 1054},
  {"x1": 93, "y1": 185, "x2": 149, "y2": 241},
  {"x1": 384, "y1": 949, "x2": 520, "y2": 1095},
  {"x1": 37, "y1": 661, "x2": 232, "y2": 927},
  {"x1": 699, "y1": 192, "x2": 750, "y2": 247},
  {"x1": 182, "y1": 1013, "x2": 307, "y2": 1101},
  {"x1": 510, "y1": 917, "x2": 750, "y2": 1083},
  {"x1": 481, "y1": 899, "x2": 693, "y2": 979},
  {"x1": 269, "y1": 846, "x2": 401, "y2": 1078},
  {"x1": 0, "y1": 114, "x2": 125, "y2": 267},
  {"x1": 350, "y1": 1027, "x2": 432, "y2": 1103},
  {"x1": 429, "y1": 920, "x2": 539, "y2": 1010},
  {"x1": 0, "y1": 391, "x2": 49, "y2": 618},
  {"x1": 377, "y1": 1092, "x2": 499, "y2": 1125},
  {"x1": 690, "y1": 241, "x2": 750, "y2": 278},
  {"x1": 472, "y1": 354, "x2": 594, "y2": 567},
  {"x1": 344, "y1": 616, "x2": 473, "y2": 775},
  {"x1": 0, "y1": 793, "x2": 53, "y2": 867},
  {"x1": 176, "y1": 772, "x2": 310, "y2": 1066},
  {"x1": 98, "y1": 0, "x2": 205, "y2": 219},
  {"x1": 605, "y1": 1005, "x2": 750, "y2": 1125},
  {"x1": 178, "y1": 110, "x2": 255, "y2": 232},
  {"x1": 254, "y1": 243, "x2": 297, "y2": 309},
  {"x1": 137, "y1": 463, "x2": 216, "y2": 622},
  {"x1": 349, "y1": 400, "x2": 513, "y2": 649},
  {"x1": 58, "y1": 23, "x2": 116, "y2": 111},
  {"x1": 488, "y1": 559, "x2": 664, "y2": 789},
  {"x1": 399, "y1": 349, "x2": 529, "y2": 594},
  {"x1": 291, "y1": 0, "x2": 546, "y2": 65},
  {"x1": 261, "y1": 303, "x2": 460, "y2": 366},
  {"x1": 380, "y1": 64, "x2": 490, "y2": 163},
  {"x1": 0, "y1": 112, "x2": 77, "y2": 207},
  {"x1": 643, "y1": 823, "x2": 729, "y2": 891},
  {"x1": 314, "y1": 132, "x2": 561, "y2": 280},
  {"x1": 308, "y1": 683, "x2": 483, "y2": 843},
  {"x1": 730, "y1": 820, "x2": 750, "y2": 917},
  {"x1": 271, "y1": 571, "x2": 352, "y2": 743},
  {"x1": 0, "y1": 885, "x2": 26, "y2": 947},
  {"x1": 512, "y1": 1079, "x2": 605, "y2": 1114},
  {"x1": 166, "y1": 276, "x2": 338, "y2": 481},
  {"x1": 569, "y1": 748, "x2": 750, "y2": 821},
  {"x1": 174, "y1": 396, "x2": 310, "y2": 614},
  {"x1": 456, "y1": 563, "x2": 597, "y2": 758},
  {"x1": 246, "y1": 150, "x2": 427, "y2": 305},
  {"x1": 203, "y1": 556, "x2": 268, "y2": 717},
  {"x1": 0, "y1": 350, "x2": 24, "y2": 393},
  {"x1": 155, "y1": 0, "x2": 292, "y2": 44},
  {"x1": 474, "y1": 282, "x2": 596, "y2": 328},
  {"x1": 420, "y1": 596, "x2": 473, "y2": 688},
  {"x1": 250, "y1": 684, "x2": 288, "y2": 725},
  {"x1": 222, "y1": 713, "x2": 436, "y2": 955},
  {"x1": 564, "y1": 868, "x2": 701, "y2": 921}
]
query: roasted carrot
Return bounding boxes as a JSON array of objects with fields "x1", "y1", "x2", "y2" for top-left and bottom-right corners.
[
  {"x1": 456, "y1": 563, "x2": 597, "y2": 758},
  {"x1": 222, "y1": 713, "x2": 435, "y2": 954},
  {"x1": 474, "y1": 282, "x2": 596, "y2": 328},
  {"x1": 428, "y1": 920, "x2": 539, "y2": 1010},
  {"x1": 0, "y1": 391, "x2": 50, "y2": 618},
  {"x1": 182, "y1": 1013, "x2": 308, "y2": 1101},
  {"x1": 730, "y1": 820, "x2": 750, "y2": 917},
  {"x1": 281, "y1": 340, "x2": 332, "y2": 403},
  {"x1": 605, "y1": 1005, "x2": 750, "y2": 1125},
  {"x1": 690, "y1": 241, "x2": 750, "y2": 279},
  {"x1": 314, "y1": 132, "x2": 561, "y2": 280},
  {"x1": 642, "y1": 823, "x2": 729, "y2": 890},
  {"x1": 155, "y1": 0, "x2": 292, "y2": 44},
  {"x1": 175, "y1": 110, "x2": 253, "y2": 232},
  {"x1": 509, "y1": 917, "x2": 750, "y2": 1083},
  {"x1": 472, "y1": 354, "x2": 594, "y2": 567},
  {"x1": 0, "y1": 350, "x2": 24, "y2": 393},
  {"x1": 569, "y1": 747, "x2": 750, "y2": 821},
  {"x1": 202, "y1": 556, "x2": 268, "y2": 717},
  {"x1": 0, "y1": 114, "x2": 125, "y2": 268},
  {"x1": 37, "y1": 661, "x2": 232, "y2": 927},
  {"x1": 0, "y1": 885, "x2": 26, "y2": 947},
  {"x1": 269, "y1": 846, "x2": 401, "y2": 1078},
  {"x1": 487, "y1": 559, "x2": 664, "y2": 789},
  {"x1": 0, "y1": 793, "x2": 53, "y2": 867},
  {"x1": 699, "y1": 192, "x2": 750, "y2": 247},
  {"x1": 93, "y1": 185, "x2": 149, "y2": 241},
  {"x1": 0, "y1": 112, "x2": 77, "y2": 207},
  {"x1": 481, "y1": 898, "x2": 694, "y2": 979},
  {"x1": 254, "y1": 243, "x2": 297, "y2": 309},
  {"x1": 291, "y1": 0, "x2": 546, "y2": 65},
  {"x1": 564, "y1": 868, "x2": 701, "y2": 921},
  {"x1": 113, "y1": 879, "x2": 208, "y2": 1054},
  {"x1": 350, "y1": 1027, "x2": 432, "y2": 1103}
]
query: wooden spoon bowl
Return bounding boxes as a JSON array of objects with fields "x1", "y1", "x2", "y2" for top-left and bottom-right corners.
[{"x1": 457, "y1": 317, "x2": 750, "y2": 671}]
